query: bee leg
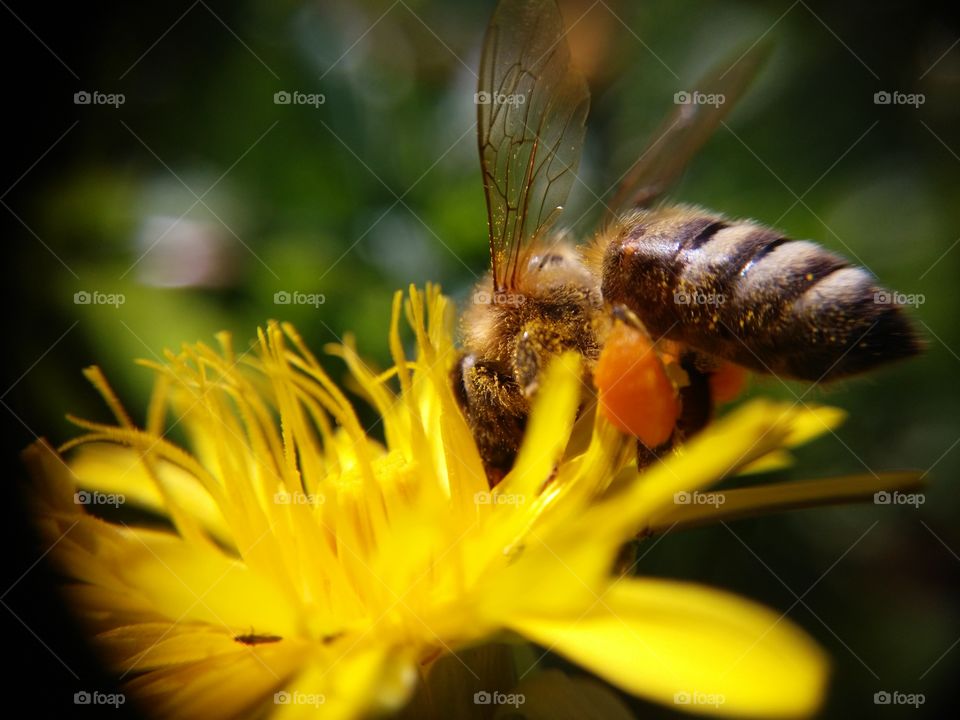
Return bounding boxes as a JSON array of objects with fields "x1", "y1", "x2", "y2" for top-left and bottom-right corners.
[
  {"x1": 610, "y1": 303, "x2": 645, "y2": 330},
  {"x1": 451, "y1": 353, "x2": 527, "y2": 487},
  {"x1": 515, "y1": 319, "x2": 596, "y2": 398},
  {"x1": 615, "y1": 526, "x2": 658, "y2": 574},
  {"x1": 513, "y1": 322, "x2": 560, "y2": 397},
  {"x1": 636, "y1": 435, "x2": 676, "y2": 470},
  {"x1": 614, "y1": 538, "x2": 640, "y2": 575},
  {"x1": 676, "y1": 351, "x2": 714, "y2": 439}
]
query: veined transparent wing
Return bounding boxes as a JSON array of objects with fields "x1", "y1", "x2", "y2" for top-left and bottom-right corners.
[
  {"x1": 478, "y1": 0, "x2": 589, "y2": 292},
  {"x1": 608, "y1": 40, "x2": 771, "y2": 215}
]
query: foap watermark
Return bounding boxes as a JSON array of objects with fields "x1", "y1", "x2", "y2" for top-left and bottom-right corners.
[
  {"x1": 74, "y1": 690, "x2": 126, "y2": 708},
  {"x1": 474, "y1": 90, "x2": 526, "y2": 106},
  {"x1": 74, "y1": 290, "x2": 125, "y2": 308},
  {"x1": 474, "y1": 490, "x2": 526, "y2": 507},
  {"x1": 473, "y1": 290, "x2": 526, "y2": 306},
  {"x1": 874, "y1": 90, "x2": 925, "y2": 108},
  {"x1": 873, "y1": 690, "x2": 925, "y2": 708},
  {"x1": 274, "y1": 90, "x2": 325, "y2": 108},
  {"x1": 674, "y1": 90, "x2": 725, "y2": 108},
  {"x1": 874, "y1": 290, "x2": 924, "y2": 307},
  {"x1": 74, "y1": 90, "x2": 125, "y2": 108},
  {"x1": 74, "y1": 490, "x2": 126, "y2": 508},
  {"x1": 674, "y1": 490, "x2": 725, "y2": 508},
  {"x1": 274, "y1": 691, "x2": 326, "y2": 707},
  {"x1": 274, "y1": 490, "x2": 326, "y2": 506},
  {"x1": 473, "y1": 691, "x2": 525, "y2": 708},
  {"x1": 874, "y1": 490, "x2": 925, "y2": 508},
  {"x1": 274, "y1": 290, "x2": 325, "y2": 308},
  {"x1": 674, "y1": 290, "x2": 725, "y2": 306},
  {"x1": 673, "y1": 690, "x2": 726, "y2": 708}
]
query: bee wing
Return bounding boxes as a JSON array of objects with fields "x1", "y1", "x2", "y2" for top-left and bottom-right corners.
[
  {"x1": 478, "y1": 0, "x2": 589, "y2": 292},
  {"x1": 608, "y1": 41, "x2": 771, "y2": 215}
]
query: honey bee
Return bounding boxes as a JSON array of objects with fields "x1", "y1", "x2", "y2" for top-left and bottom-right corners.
[{"x1": 453, "y1": 0, "x2": 921, "y2": 484}]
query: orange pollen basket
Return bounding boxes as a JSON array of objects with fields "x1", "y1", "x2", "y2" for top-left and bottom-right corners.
[
  {"x1": 709, "y1": 361, "x2": 748, "y2": 405},
  {"x1": 594, "y1": 323, "x2": 679, "y2": 447}
]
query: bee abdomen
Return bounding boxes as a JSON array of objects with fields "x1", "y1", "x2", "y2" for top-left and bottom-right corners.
[{"x1": 602, "y1": 211, "x2": 921, "y2": 381}]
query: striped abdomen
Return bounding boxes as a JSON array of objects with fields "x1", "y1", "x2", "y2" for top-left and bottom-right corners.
[{"x1": 599, "y1": 206, "x2": 921, "y2": 381}]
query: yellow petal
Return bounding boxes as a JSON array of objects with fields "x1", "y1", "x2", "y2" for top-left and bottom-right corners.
[
  {"x1": 124, "y1": 641, "x2": 305, "y2": 720},
  {"x1": 22, "y1": 439, "x2": 78, "y2": 515},
  {"x1": 68, "y1": 444, "x2": 233, "y2": 548},
  {"x1": 101, "y1": 527, "x2": 299, "y2": 636},
  {"x1": 782, "y1": 405, "x2": 846, "y2": 447},
  {"x1": 96, "y1": 622, "x2": 269, "y2": 670},
  {"x1": 508, "y1": 577, "x2": 827, "y2": 718},
  {"x1": 499, "y1": 352, "x2": 582, "y2": 501},
  {"x1": 475, "y1": 521, "x2": 611, "y2": 621},
  {"x1": 275, "y1": 646, "x2": 418, "y2": 720},
  {"x1": 732, "y1": 405, "x2": 846, "y2": 475},
  {"x1": 581, "y1": 401, "x2": 848, "y2": 544},
  {"x1": 737, "y1": 449, "x2": 794, "y2": 475}
]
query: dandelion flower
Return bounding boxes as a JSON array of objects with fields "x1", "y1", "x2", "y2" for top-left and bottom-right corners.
[{"x1": 25, "y1": 285, "x2": 920, "y2": 719}]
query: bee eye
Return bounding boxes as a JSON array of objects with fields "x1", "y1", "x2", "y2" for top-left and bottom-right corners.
[{"x1": 535, "y1": 253, "x2": 565, "y2": 270}]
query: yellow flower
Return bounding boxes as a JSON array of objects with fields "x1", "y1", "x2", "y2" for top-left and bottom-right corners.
[{"x1": 24, "y1": 285, "x2": 920, "y2": 719}]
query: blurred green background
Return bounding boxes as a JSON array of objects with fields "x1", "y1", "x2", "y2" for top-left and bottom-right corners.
[{"x1": 3, "y1": 0, "x2": 959, "y2": 717}]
